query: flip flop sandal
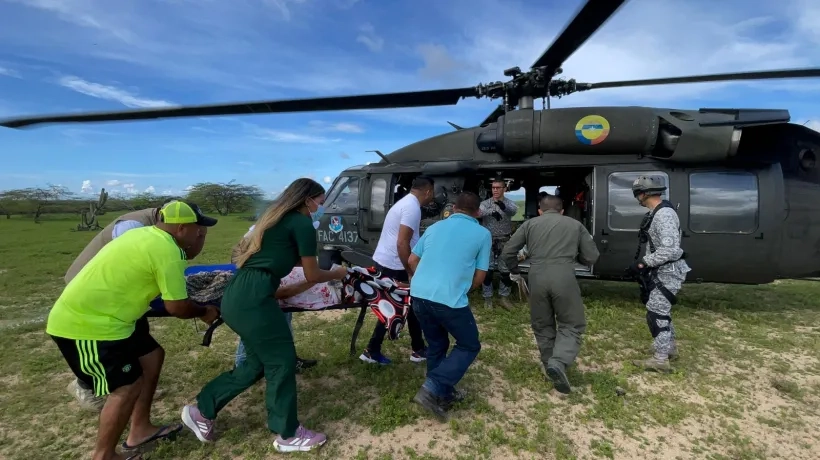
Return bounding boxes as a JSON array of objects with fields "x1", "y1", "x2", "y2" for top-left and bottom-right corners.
[{"x1": 121, "y1": 424, "x2": 183, "y2": 453}]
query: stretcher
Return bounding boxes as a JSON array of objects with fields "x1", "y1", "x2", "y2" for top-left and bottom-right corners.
[{"x1": 145, "y1": 251, "x2": 411, "y2": 357}]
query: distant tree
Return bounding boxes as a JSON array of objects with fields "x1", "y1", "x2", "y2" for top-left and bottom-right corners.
[
  {"x1": 127, "y1": 192, "x2": 181, "y2": 211},
  {"x1": 0, "y1": 189, "x2": 29, "y2": 219},
  {"x1": 186, "y1": 181, "x2": 264, "y2": 216},
  {"x1": 0, "y1": 184, "x2": 73, "y2": 222}
]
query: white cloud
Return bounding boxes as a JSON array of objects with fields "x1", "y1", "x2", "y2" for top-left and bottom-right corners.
[
  {"x1": 145, "y1": 185, "x2": 155, "y2": 193},
  {"x1": 308, "y1": 121, "x2": 365, "y2": 133},
  {"x1": 0, "y1": 66, "x2": 21, "y2": 78},
  {"x1": 252, "y1": 128, "x2": 341, "y2": 144},
  {"x1": 106, "y1": 179, "x2": 121, "y2": 186},
  {"x1": 122, "y1": 183, "x2": 137, "y2": 194},
  {"x1": 323, "y1": 176, "x2": 332, "y2": 184},
  {"x1": 80, "y1": 179, "x2": 93, "y2": 193},
  {"x1": 58, "y1": 76, "x2": 175, "y2": 108},
  {"x1": 184, "y1": 185, "x2": 193, "y2": 191},
  {"x1": 356, "y1": 23, "x2": 384, "y2": 52}
]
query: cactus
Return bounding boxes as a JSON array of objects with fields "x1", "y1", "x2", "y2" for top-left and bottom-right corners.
[{"x1": 77, "y1": 188, "x2": 108, "y2": 231}]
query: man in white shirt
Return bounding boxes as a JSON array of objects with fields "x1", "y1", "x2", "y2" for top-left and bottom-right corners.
[{"x1": 360, "y1": 175, "x2": 435, "y2": 365}]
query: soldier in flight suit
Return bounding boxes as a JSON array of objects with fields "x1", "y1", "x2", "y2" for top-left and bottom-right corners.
[
  {"x1": 478, "y1": 180, "x2": 519, "y2": 309},
  {"x1": 500, "y1": 195, "x2": 600, "y2": 394},
  {"x1": 628, "y1": 176, "x2": 691, "y2": 372}
]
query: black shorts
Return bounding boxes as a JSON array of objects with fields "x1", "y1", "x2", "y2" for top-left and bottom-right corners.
[{"x1": 51, "y1": 317, "x2": 160, "y2": 397}]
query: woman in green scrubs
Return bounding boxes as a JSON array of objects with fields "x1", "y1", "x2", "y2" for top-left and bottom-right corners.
[{"x1": 181, "y1": 178, "x2": 348, "y2": 453}]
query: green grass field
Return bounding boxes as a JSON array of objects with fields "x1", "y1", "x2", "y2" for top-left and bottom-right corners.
[{"x1": 1, "y1": 213, "x2": 819, "y2": 459}]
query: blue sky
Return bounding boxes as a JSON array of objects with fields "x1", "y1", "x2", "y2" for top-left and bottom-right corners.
[{"x1": 1, "y1": 0, "x2": 819, "y2": 198}]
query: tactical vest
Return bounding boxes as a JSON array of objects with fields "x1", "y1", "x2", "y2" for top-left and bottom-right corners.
[
  {"x1": 632, "y1": 200, "x2": 685, "y2": 305},
  {"x1": 64, "y1": 208, "x2": 160, "y2": 284},
  {"x1": 634, "y1": 200, "x2": 686, "y2": 264}
]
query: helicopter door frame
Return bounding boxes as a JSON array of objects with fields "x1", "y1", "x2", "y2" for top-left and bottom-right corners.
[
  {"x1": 576, "y1": 169, "x2": 596, "y2": 277},
  {"x1": 591, "y1": 164, "x2": 677, "y2": 279},
  {"x1": 358, "y1": 173, "x2": 395, "y2": 244}
]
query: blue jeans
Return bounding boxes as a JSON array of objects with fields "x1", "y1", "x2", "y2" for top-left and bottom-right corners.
[
  {"x1": 412, "y1": 297, "x2": 481, "y2": 399},
  {"x1": 235, "y1": 312, "x2": 293, "y2": 368}
]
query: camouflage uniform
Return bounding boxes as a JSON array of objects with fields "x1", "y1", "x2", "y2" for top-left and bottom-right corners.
[
  {"x1": 478, "y1": 197, "x2": 518, "y2": 304},
  {"x1": 630, "y1": 176, "x2": 691, "y2": 371}
]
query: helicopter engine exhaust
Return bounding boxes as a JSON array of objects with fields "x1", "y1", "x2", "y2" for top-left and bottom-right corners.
[{"x1": 476, "y1": 107, "x2": 790, "y2": 163}]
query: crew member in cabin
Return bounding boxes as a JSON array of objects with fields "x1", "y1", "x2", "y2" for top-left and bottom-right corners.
[
  {"x1": 478, "y1": 179, "x2": 519, "y2": 309},
  {"x1": 358, "y1": 176, "x2": 435, "y2": 365},
  {"x1": 500, "y1": 194, "x2": 599, "y2": 395},
  {"x1": 62, "y1": 199, "x2": 204, "y2": 412}
]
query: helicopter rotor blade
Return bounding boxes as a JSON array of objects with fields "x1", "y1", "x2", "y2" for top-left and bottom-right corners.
[
  {"x1": 530, "y1": 0, "x2": 628, "y2": 76},
  {"x1": 580, "y1": 68, "x2": 820, "y2": 91},
  {"x1": 0, "y1": 87, "x2": 479, "y2": 129}
]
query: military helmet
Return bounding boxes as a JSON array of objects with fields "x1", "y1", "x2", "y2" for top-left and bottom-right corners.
[{"x1": 631, "y1": 175, "x2": 666, "y2": 197}]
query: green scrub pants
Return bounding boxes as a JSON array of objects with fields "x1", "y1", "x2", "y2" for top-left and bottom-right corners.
[{"x1": 195, "y1": 269, "x2": 300, "y2": 438}]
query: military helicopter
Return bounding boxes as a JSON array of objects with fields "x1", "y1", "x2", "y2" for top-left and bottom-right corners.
[{"x1": 3, "y1": 0, "x2": 820, "y2": 285}]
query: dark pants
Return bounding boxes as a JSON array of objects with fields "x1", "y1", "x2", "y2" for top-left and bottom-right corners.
[
  {"x1": 195, "y1": 269, "x2": 300, "y2": 438},
  {"x1": 76, "y1": 315, "x2": 152, "y2": 392},
  {"x1": 366, "y1": 264, "x2": 426, "y2": 354},
  {"x1": 412, "y1": 297, "x2": 481, "y2": 399}
]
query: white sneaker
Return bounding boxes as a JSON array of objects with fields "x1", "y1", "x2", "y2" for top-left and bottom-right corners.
[
  {"x1": 273, "y1": 425, "x2": 327, "y2": 452},
  {"x1": 68, "y1": 379, "x2": 105, "y2": 411}
]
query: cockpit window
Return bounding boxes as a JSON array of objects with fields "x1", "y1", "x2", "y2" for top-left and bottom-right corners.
[{"x1": 324, "y1": 176, "x2": 360, "y2": 214}]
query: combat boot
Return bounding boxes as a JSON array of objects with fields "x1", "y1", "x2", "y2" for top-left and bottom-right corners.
[
  {"x1": 498, "y1": 296, "x2": 514, "y2": 310},
  {"x1": 632, "y1": 356, "x2": 673, "y2": 373},
  {"x1": 484, "y1": 298, "x2": 493, "y2": 309}
]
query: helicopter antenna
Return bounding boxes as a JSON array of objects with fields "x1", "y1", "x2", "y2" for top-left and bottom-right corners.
[
  {"x1": 366, "y1": 149, "x2": 391, "y2": 164},
  {"x1": 447, "y1": 121, "x2": 464, "y2": 130}
]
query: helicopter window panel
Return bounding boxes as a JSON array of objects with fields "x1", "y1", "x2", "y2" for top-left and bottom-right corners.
[
  {"x1": 324, "y1": 176, "x2": 360, "y2": 214},
  {"x1": 370, "y1": 178, "x2": 388, "y2": 225},
  {"x1": 689, "y1": 172, "x2": 759, "y2": 234},
  {"x1": 607, "y1": 171, "x2": 669, "y2": 231}
]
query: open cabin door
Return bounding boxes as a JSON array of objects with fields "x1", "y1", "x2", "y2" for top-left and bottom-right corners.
[
  {"x1": 673, "y1": 164, "x2": 781, "y2": 284},
  {"x1": 592, "y1": 165, "x2": 678, "y2": 278}
]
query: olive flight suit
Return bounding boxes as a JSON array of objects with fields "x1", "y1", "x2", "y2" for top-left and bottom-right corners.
[{"x1": 500, "y1": 210, "x2": 600, "y2": 372}]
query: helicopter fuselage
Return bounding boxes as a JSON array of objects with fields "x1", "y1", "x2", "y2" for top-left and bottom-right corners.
[{"x1": 314, "y1": 107, "x2": 820, "y2": 285}]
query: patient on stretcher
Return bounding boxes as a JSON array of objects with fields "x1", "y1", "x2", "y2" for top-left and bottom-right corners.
[{"x1": 280, "y1": 265, "x2": 344, "y2": 310}]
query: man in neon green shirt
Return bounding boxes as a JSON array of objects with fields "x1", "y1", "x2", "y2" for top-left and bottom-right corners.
[{"x1": 46, "y1": 201, "x2": 220, "y2": 460}]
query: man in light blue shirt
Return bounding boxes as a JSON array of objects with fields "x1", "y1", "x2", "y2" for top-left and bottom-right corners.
[{"x1": 407, "y1": 191, "x2": 491, "y2": 421}]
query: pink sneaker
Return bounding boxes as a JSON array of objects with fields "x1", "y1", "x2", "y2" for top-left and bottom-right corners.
[
  {"x1": 181, "y1": 404, "x2": 215, "y2": 442},
  {"x1": 273, "y1": 425, "x2": 327, "y2": 452}
]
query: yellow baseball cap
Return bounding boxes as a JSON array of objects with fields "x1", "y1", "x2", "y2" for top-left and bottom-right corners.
[{"x1": 159, "y1": 201, "x2": 218, "y2": 226}]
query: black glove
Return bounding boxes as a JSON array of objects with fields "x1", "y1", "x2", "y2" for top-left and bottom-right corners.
[
  {"x1": 491, "y1": 211, "x2": 502, "y2": 221},
  {"x1": 627, "y1": 259, "x2": 647, "y2": 276},
  {"x1": 495, "y1": 200, "x2": 506, "y2": 211}
]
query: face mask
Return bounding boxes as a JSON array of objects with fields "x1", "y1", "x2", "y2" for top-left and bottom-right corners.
[{"x1": 309, "y1": 198, "x2": 325, "y2": 222}]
